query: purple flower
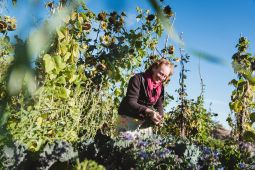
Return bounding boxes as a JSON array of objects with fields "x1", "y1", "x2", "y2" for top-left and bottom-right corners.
[
  {"x1": 120, "y1": 132, "x2": 134, "y2": 140},
  {"x1": 138, "y1": 151, "x2": 149, "y2": 159},
  {"x1": 154, "y1": 139, "x2": 162, "y2": 145},
  {"x1": 138, "y1": 141, "x2": 148, "y2": 147},
  {"x1": 157, "y1": 148, "x2": 171, "y2": 158},
  {"x1": 238, "y1": 163, "x2": 246, "y2": 169},
  {"x1": 203, "y1": 147, "x2": 211, "y2": 154},
  {"x1": 213, "y1": 150, "x2": 219, "y2": 158}
]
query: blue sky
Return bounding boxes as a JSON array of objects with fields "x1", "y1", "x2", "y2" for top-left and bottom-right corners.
[{"x1": 2, "y1": 0, "x2": 255, "y2": 129}]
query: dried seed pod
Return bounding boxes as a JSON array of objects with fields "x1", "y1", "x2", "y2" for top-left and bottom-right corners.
[
  {"x1": 97, "y1": 63, "x2": 107, "y2": 71},
  {"x1": 0, "y1": 21, "x2": 8, "y2": 32},
  {"x1": 110, "y1": 11, "x2": 117, "y2": 17},
  {"x1": 161, "y1": 48, "x2": 167, "y2": 54},
  {"x1": 168, "y1": 45, "x2": 174, "y2": 54},
  {"x1": 149, "y1": 55, "x2": 157, "y2": 60},
  {"x1": 7, "y1": 23, "x2": 16, "y2": 31},
  {"x1": 108, "y1": 16, "x2": 117, "y2": 25},
  {"x1": 121, "y1": 12, "x2": 127, "y2": 16},
  {"x1": 164, "y1": 5, "x2": 173, "y2": 17},
  {"x1": 129, "y1": 48, "x2": 135, "y2": 54},
  {"x1": 98, "y1": 12, "x2": 107, "y2": 21},
  {"x1": 82, "y1": 22, "x2": 91, "y2": 31},
  {"x1": 147, "y1": 14, "x2": 155, "y2": 21},
  {"x1": 46, "y1": 1, "x2": 54, "y2": 8}
]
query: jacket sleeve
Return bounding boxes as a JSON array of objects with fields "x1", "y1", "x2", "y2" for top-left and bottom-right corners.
[
  {"x1": 154, "y1": 86, "x2": 164, "y2": 116},
  {"x1": 125, "y1": 74, "x2": 148, "y2": 117}
]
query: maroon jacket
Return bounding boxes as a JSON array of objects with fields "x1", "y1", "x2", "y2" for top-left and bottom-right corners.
[{"x1": 118, "y1": 72, "x2": 164, "y2": 120}]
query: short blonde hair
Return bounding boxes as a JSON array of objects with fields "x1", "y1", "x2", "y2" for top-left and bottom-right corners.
[{"x1": 145, "y1": 58, "x2": 174, "y2": 83}]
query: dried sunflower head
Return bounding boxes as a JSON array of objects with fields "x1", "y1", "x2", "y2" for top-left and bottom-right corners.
[
  {"x1": 147, "y1": 14, "x2": 155, "y2": 21},
  {"x1": 163, "y1": 5, "x2": 173, "y2": 17},
  {"x1": 8, "y1": 23, "x2": 16, "y2": 31},
  {"x1": 82, "y1": 22, "x2": 91, "y2": 31},
  {"x1": 0, "y1": 21, "x2": 8, "y2": 32},
  {"x1": 98, "y1": 12, "x2": 107, "y2": 21},
  {"x1": 168, "y1": 45, "x2": 174, "y2": 54},
  {"x1": 96, "y1": 63, "x2": 107, "y2": 71}
]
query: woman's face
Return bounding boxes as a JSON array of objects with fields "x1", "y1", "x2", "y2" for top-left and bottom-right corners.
[{"x1": 152, "y1": 64, "x2": 171, "y2": 84}]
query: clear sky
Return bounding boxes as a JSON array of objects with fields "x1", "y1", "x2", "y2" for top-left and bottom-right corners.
[{"x1": 2, "y1": 0, "x2": 255, "y2": 129}]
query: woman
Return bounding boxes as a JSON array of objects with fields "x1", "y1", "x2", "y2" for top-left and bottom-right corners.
[{"x1": 117, "y1": 58, "x2": 174, "y2": 138}]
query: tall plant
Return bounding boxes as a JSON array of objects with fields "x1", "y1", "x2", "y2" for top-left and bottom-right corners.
[{"x1": 228, "y1": 36, "x2": 255, "y2": 143}]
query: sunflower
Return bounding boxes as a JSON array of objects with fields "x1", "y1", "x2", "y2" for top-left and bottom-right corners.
[
  {"x1": 101, "y1": 21, "x2": 108, "y2": 30},
  {"x1": 149, "y1": 42, "x2": 156, "y2": 50},
  {"x1": 100, "y1": 35, "x2": 112, "y2": 46}
]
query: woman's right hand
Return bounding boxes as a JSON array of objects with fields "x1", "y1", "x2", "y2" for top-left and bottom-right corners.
[{"x1": 145, "y1": 108, "x2": 162, "y2": 125}]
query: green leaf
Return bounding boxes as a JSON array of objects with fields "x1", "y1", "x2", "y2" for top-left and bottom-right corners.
[
  {"x1": 53, "y1": 55, "x2": 66, "y2": 70},
  {"x1": 114, "y1": 88, "x2": 122, "y2": 96},
  {"x1": 57, "y1": 29, "x2": 65, "y2": 40},
  {"x1": 49, "y1": 73, "x2": 57, "y2": 80},
  {"x1": 64, "y1": 52, "x2": 71, "y2": 61},
  {"x1": 57, "y1": 87, "x2": 71, "y2": 99},
  {"x1": 43, "y1": 54, "x2": 55, "y2": 73},
  {"x1": 136, "y1": 14, "x2": 143, "y2": 19},
  {"x1": 69, "y1": 74, "x2": 78, "y2": 83},
  {"x1": 56, "y1": 76, "x2": 66, "y2": 85}
]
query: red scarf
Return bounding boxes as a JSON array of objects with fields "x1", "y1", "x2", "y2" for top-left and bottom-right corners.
[{"x1": 144, "y1": 73, "x2": 162, "y2": 104}]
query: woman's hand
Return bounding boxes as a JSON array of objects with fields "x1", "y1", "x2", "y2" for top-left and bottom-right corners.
[{"x1": 145, "y1": 108, "x2": 163, "y2": 125}]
